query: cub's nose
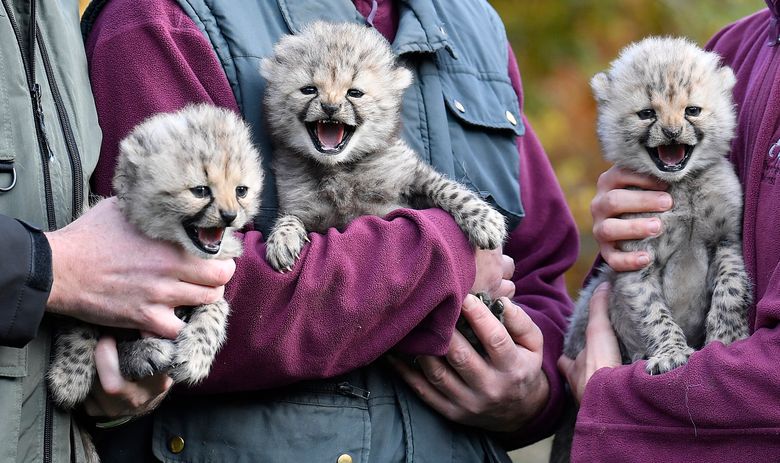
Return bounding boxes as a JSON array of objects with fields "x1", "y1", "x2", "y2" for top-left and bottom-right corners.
[
  {"x1": 321, "y1": 102, "x2": 339, "y2": 117},
  {"x1": 220, "y1": 210, "x2": 238, "y2": 226},
  {"x1": 661, "y1": 126, "x2": 682, "y2": 139}
]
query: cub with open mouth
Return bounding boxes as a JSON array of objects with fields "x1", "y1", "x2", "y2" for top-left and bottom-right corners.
[
  {"x1": 47, "y1": 104, "x2": 263, "y2": 412},
  {"x1": 261, "y1": 21, "x2": 507, "y2": 274},
  {"x1": 551, "y1": 37, "x2": 751, "y2": 463}
]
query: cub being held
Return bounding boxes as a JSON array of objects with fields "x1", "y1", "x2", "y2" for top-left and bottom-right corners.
[
  {"x1": 47, "y1": 104, "x2": 263, "y2": 409},
  {"x1": 565, "y1": 37, "x2": 751, "y2": 375},
  {"x1": 261, "y1": 21, "x2": 507, "y2": 275}
]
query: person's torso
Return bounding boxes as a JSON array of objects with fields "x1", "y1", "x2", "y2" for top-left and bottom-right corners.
[{"x1": 0, "y1": 1, "x2": 100, "y2": 461}]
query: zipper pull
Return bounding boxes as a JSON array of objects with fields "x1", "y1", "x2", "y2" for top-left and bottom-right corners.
[
  {"x1": 338, "y1": 382, "x2": 371, "y2": 399},
  {"x1": 30, "y1": 83, "x2": 54, "y2": 159}
]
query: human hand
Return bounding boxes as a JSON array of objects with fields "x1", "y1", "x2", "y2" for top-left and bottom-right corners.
[
  {"x1": 46, "y1": 197, "x2": 236, "y2": 339},
  {"x1": 391, "y1": 295, "x2": 547, "y2": 432},
  {"x1": 471, "y1": 248, "x2": 515, "y2": 300},
  {"x1": 557, "y1": 283, "x2": 622, "y2": 404},
  {"x1": 83, "y1": 337, "x2": 172, "y2": 419},
  {"x1": 591, "y1": 166, "x2": 672, "y2": 271}
]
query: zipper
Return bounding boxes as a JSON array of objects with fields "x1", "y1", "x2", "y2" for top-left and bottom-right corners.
[
  {"x1": 1, "y1": 0, "x2": 56, "y2": 230},
  {"x1": 294, "y1": 380, "x2": 372, "y2": 399},
  {"x1": 36, "y1": 28, "x2": 84, "y2": 219}
]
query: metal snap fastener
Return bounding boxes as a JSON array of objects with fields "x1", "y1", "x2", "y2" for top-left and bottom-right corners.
[
  {"x1": 505, "y1": 110, "x2": 517, "y2": 126},
  {"x1": 168, "y1": 435, "x2": 185, "y2": 454},
  {"x1": 337, "y1": 454, "x2": 353, "y2": 463},
  {"x1": 454, "y1": 100, "x2": 465, "y2": 113}
]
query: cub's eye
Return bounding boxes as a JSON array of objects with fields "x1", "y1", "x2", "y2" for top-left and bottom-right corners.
[
  {"x1": 685, "y1": 106, "x2": 702, "y2": 117},
  {"x1": 300, "y1": 86, "x2": 318, "y2": 95},
  {"x1": 347, "y1": 88, "x2": 364, "y2": 98},
  {"x1": 190, "y1": 186, "x2": 211, "y2": 198},
  {"x1": 235, "y1": 186, "x2": 249, "y2": 198},
  {"x1": 636, "y1": 109, "x2": 656, "y2": 120}
]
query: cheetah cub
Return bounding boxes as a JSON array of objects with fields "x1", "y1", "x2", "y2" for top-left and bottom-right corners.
[
  {"x1": 261, "y1": 22, "x2": 506, "y2": 276},
  {"x1": 565, "y1": 37, "x2": 751, "y2": 376},
  {"x1": 47, "y1": 104, "x2": 263, "y2": 409}
]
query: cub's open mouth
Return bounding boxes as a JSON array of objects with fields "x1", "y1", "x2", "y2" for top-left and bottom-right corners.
[
  {"x1": 646, "y1": 144, "x2": 694, "y2": 172},
  {"x1": 185, "y1": 224, "x2": 225, "y2": 254},
  {"x1": 306, "y1": 120, "x2": 355, "y2": 154}
]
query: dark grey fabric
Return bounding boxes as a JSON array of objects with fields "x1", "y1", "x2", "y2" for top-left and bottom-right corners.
[{"x1": 0, "y1": 216, "x2": 49, "y2": 348}]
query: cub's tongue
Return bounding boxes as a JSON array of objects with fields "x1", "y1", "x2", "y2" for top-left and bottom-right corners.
[
  {"x1": 317, "y1": 121, "x2": 344, "y2": 150},
  {"x1": 657, "y1": 144, "x2": 686, "y2": 166},
  {"x1": 198, "y1": 227, "x2": 225, "y2": 246}
]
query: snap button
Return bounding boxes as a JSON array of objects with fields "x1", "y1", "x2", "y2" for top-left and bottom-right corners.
[
  {"x1": 337, "y1": 454, "x2": 353, "y2": 463},
  {"x1": 505, "y1": 110, "x2": 517, "y2": 126},
  {"x1": 168, "y1": 435, "x2": 185, "y2": 454},
  {"x1": 454, "y1": 100, "x2": 465, "y2": 113}
]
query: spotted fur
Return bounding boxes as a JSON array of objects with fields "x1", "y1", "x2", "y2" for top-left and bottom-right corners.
[
  {"x1": 47, "y1": 104, "x2": 263, "y2": 409},
  {"x1": 551, "y1": 36, "x2": 752, "y2": 463},
  {"x1": 261, "y1": 21, "x2": 507, "y2": 272}
]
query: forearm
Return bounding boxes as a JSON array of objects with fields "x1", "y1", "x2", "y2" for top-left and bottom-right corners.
[
  {"x1": 0, "y1": 216, "x2": 51, "y2": 347},
  {"x1": 575, "y1": 327, "x2": 780, "y2": 460},
  {"x1": 197, "y1": 207, "x2": 475, "y2": 392}
]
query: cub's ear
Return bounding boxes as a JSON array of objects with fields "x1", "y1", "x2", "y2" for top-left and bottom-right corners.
[
  {"x1": 590, "y1": 72, "x2": 611, "y2": 103},
  {"x1": 717, "y1": 65, "x2": 736, "y2": 93},
  {"x1": 259, "y1": 57, "x2": 276, "y2": 81},
  {"x1": 392, "y1": 66, "x2": 413, "y2": 92}
]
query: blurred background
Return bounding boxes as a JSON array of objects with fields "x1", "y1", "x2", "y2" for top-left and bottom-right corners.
[{"x1": 77, "y1": 0, "x2": 766, "y2": 461}]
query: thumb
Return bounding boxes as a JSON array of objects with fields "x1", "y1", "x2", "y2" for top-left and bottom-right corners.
[
  {"x1": 586, "y1": 282, "x2": 612, "y2": 336},
  {"x1": 557, "y1": 354, "x2": 574, "y2": 376}
]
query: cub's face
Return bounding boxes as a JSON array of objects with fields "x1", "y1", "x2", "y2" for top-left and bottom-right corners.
[
  {"x1": 261, "y1": 22, "x2": 412, "y2": 166},
  {"x1": 114, "y1": 104, "x2": 263, "y2": 258},
  {"x1": 591, "y1": 37, "x2": 736, "y2": 183}
]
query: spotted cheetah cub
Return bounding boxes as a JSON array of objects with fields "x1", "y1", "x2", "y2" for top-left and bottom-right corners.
[
  {"x1": 261, "y1": 22, "x2": 506, "y2": 275},
  {"x1": 565, "y1": 37, "x2": 751, "y2": 375},
  {"x1": 47, "y1": 104, "x2": 263, "y2": 409}
]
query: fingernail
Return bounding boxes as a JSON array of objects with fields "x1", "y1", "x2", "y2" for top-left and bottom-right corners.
[
  {"x1": 647, "y1": 219, "x2": 661, "y2": 235},
  {"x1": 637, "y1": 254, "x2": 650, "y2": 266},
  {"x1": 658, "y1": 194, "x2": 672, "y2": 210},
  {"x1": 463, "y1": 294, "x2": 478, "y2": 310},
  {"x1": 594, "y1": 282, "x2": 611, "y2": 293}
]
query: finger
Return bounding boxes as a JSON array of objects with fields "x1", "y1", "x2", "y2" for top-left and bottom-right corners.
[
  {"x1": 497, "y1": 279, "x2": 515, "y2": 299},
  {"x1": 416, "y1": 353, "x2": 473, "y2": 398},
  {"x1": 557, "y1": 354, "x2": 574, "y2": 378},
  {"x1": 443, "y1": 330, "x2": 489, "y2": 388},
  {"x1": 585, "y1": 283, "x2": 615, "y2": 339},
  {"x1": 141, "y1": 306, "x2": 186, "y2": 340},
  {"x1": 499, "y1": 298, "x2": 542, "y2": 355},
  {"x1": 389, "y1": 356, "x2": 460, "y2": 420},
  {"x1": 94, "y1": 336, "x2": 125, "y2": 395},
  {"x1": 592, "y1": 189, "x2": 672, "y2": 219},
  {"x1": 162, "y1": 281, "x2": 225, "y2": 308},
  {"x1": 461, "y1": 295, "x2": 521, "y2": 370},
  {"x1": 175, "y1": 256, "x2": 236, "y2": 287},
  {"x1": 501, "y1": 255, "x2": 515, "y2": 279},
  {"x1": 600, "y1": 246, "x2": 651, "y2": 272},
  {"x1": 593, "y1": 217, "x2": 661, "y2": 244},
  {"x1": 596, "y1": 166, "x2": 668, "y2": 193}
]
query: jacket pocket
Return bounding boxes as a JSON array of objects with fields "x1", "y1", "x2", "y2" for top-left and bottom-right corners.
[
  {"x1": 0, "y1": 346, "x2": 27, "y2": 377},
  {"x1": 153, "y1": 388, "x2": 370, "y2": 463},
  {"x1": 440, "y1": 70, "x2": 525, "y2": 229}
]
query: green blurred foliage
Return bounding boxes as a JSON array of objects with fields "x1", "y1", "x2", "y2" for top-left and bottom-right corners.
[{"x1": 492, "y1": 0, "x2": 765, "y2": 297}]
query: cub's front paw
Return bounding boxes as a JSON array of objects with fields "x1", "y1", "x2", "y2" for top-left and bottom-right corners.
[
  {"x1": 645, "y1": 346, "x2": 694, "y2": 375},
  {"x1": 265, "y1": 216, "x2": 309, "y2": 272},
  {"x1": 118, "y1": 338, "x2": 175, "y2": 379},
  {"x1": 170, "y1": 336, "x2": 214, "y2": 386},
  {"x1": 462, "y1": 207, "x2": 507, "y2": 250},
  {"x1": 706, "y1": 322, "x2": 750, "y2": 346}
]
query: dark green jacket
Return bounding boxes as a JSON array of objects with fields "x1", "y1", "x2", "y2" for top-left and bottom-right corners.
[{"x1": 0, "y1": 0, "x2": 101, "y2": 461}]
